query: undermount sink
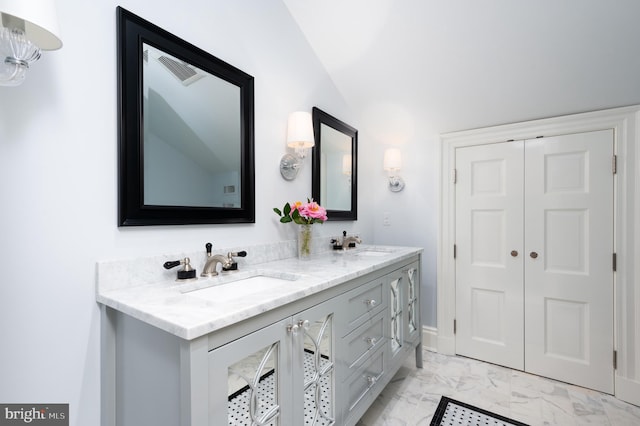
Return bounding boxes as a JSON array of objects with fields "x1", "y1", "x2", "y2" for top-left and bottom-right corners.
[
  {"x1": 180, "y1": 270, "x2": 303, "y2": 301},
  {"x1": 355, "y1": 250, "x2": 392, "y2": 257},
  {"x1": 339, "y1": 247, "x2": 397, "y2": 257}
]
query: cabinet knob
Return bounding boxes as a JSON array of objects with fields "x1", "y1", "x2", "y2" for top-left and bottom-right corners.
[
  {"x1": 365, "y1": 337, "x2": 377, "y2": 346},
  {"x1": 287, "y1": 323, "x2": 299, "y2": 335},
  {"x1": 298, "y1": 319, "x2": 310, "y2": 331},
  {"x1": 365, "y1": 299, "x2": 377, "y2": 308},
  {"x1": 511, "y1": 250, "x2": 518, "y2": 257},
  {"x1": 367, "y1": 376, "x2": 377, "y2": 386},
  {"x1": 530, "y1": 251, "x2": 539, "y2": 259}
]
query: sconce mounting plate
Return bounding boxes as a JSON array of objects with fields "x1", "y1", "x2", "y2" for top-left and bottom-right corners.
[
  {"x1": 280, "y1": 153, "x2": 300, "y2": 181},
  {"x1": 389, "y1": 176, "x2": 405, "y2": 192}
]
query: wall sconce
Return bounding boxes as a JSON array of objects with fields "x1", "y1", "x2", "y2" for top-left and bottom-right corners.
[
  {"x1": 342, "y1": 154, "x2": 352, "y2": 184},
  {"x1": 280, "y1": 111, "x2": 314, "y2": 180},
  {"x1": 383, "y1": 148, "x2": 405, "y2": 192},
  {"x1": 342, "y1": 154, "x2": 352, "y2": 176},
  {"x1": 0, "y1": 0, "x2": 62, "y2": 86}
]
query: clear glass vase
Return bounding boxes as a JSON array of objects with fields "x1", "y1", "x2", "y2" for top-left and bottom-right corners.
[{"x1": 298, "y1": 224, "x2": 314, "y2": 259}]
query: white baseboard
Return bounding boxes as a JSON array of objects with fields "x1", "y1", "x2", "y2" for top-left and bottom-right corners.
[
  {"x1": 616, "y1": 376, "x2": 640, "y2": 407},
  {"x1": 422, "y1": 325, "x2": 438, "y2": 352},
  {"x1": 422, "y1": 326, "x2": 455, "y2": 355}
]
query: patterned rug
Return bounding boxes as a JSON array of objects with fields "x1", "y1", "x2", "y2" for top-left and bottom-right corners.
[{"x1": 430, "y1": 396, "x2": 529, "y2": 426}]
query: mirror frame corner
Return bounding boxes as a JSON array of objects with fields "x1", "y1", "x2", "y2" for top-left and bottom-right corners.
[
  {"x1": 116, "y1": 7, "x2": 255, "y2": 226},
  {"x1": 311, "y1": 107, "x2": 358, "y2": 221}
]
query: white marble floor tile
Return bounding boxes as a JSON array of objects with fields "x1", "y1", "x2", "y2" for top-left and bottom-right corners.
[{"x1": 358, "y1": 350, "x2": 640, "y2": 426}]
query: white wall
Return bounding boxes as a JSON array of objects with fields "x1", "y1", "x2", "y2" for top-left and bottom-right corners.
[
  {"x1": 0, "y1": 1, "x2": 371, "y2": 424},
  {"x1": 365, "y1": 105, "x2": 440, "y2": 327}
]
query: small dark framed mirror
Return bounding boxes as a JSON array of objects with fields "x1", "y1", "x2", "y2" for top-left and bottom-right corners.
[
  {"x1": 312, "y1": 107, "x2": 358, "y2": 221},
  {"x1": 117, "y1": 7, "x2": 255, "y2": 226}
]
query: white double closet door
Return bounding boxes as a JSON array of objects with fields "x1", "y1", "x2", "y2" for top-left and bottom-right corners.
[{"x1": 455, "y1": 130, "x2": 614, "y2": 394}]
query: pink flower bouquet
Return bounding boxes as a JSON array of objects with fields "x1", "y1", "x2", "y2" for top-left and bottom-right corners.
[{"x1": 273, "y1": 198, "x2": 327, "y2": 225}]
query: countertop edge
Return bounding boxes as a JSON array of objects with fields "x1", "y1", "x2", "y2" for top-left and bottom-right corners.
[{"x1": 97, "y1": 245, "x2": 423, "y2": 340}]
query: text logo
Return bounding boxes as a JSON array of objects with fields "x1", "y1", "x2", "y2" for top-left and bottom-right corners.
[{"x1": 0, "y1": 405, "x2": 68, "y2": 425}]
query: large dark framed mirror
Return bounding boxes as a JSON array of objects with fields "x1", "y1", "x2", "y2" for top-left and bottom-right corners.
[
  {"x1": 312, "y1": 107, "x2": 358, "y2": 221},
  {"x1": 117, "y1": 7, "x2": 255, "y2": 226}
]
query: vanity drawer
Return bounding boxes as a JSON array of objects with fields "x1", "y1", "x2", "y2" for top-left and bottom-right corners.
[
  {"x1": 344, "y1": 348, "x2": 385, "y2": 418},
  {"x1": 343, "y1": 279, "x2": 385, "y2": 334},
  {"x1": 342, "y1": 312, "x2": 385, "y2": 372}
]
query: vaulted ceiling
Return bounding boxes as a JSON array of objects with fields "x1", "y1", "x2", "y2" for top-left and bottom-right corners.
[{"x1": 284, "y1": 0, "x2": 640, "y2": 136}]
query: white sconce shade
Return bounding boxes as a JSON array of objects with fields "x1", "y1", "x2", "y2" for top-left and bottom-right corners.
[
  {"x1": 0, "y1": 0, "x2": 62, "y2": 86},
  {"x1": 0, "y1": 0, "x2": 62, "y2": 50},
  {"x1": 280, "y1": 110, "x2": 314, "y2": 180},
  {"x1": 286, "y1": 111, "x2": 314, "y2": 149},
  {"x1": 383, "y1": 148, "x2": 405, "y2": 192},
  {"x1": 342, "y1": 154, "x2": 352, "y2": 175},
  {"x1": 383, "y1": 148, "x2": 402, "y2": 171}
]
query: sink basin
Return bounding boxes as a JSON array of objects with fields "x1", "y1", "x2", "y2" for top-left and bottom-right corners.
[
  {"x1": 180, "y1": 270, "x2": 302, "y2": 301},
  {"x1": 355, "y1": 250, "x2": 390, "y2": 257},
  {"x1": 338, "y1": 247, "x2": 397, "y2": 257}
]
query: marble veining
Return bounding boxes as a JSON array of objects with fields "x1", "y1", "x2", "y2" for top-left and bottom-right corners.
[
  {"x1": 96, "y1": 241, "x2": 421, "y2": 340},
  {"x1": 357, "y1": 350, "x2": 640, "y2": 426}
]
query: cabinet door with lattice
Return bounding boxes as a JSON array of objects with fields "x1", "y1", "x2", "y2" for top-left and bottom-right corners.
[
  {"x1": 208, "y1": 318, "x2": 293, "y2": 426},
  {"x1": 292, "y1": 299, "x2": 336, "y2": 426}
]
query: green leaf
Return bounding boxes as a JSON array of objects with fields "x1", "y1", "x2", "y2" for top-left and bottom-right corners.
[
  {"x1": 283, "y1": 202, "x2": 291, "y2": 216},
  {"x1": 273, "y1": 207, "x2": 282, "y2": 216}
]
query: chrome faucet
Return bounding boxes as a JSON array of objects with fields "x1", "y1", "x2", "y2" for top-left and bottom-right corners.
[
  {"x1": 341, "y1": 231, "x2": 362, "y2": 249},
  {"x1": 201, "y1": 243, "x2": 247, "y2": 277}
]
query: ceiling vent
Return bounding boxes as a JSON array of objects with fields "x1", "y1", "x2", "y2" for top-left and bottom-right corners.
[{"x1": 157, "y1": 55, "x2": 204, "y2": 86}]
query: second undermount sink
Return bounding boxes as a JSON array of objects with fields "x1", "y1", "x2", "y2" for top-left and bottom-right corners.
[
  {"x1": 341, "y1": 247, "x2": 397, "y2": 257},
  {"x1": 180, "y1": 270, "x2": 303, "y2": 301},
  {"x1": 355, "y1": 250, "x2": 391, "y2": 257}
]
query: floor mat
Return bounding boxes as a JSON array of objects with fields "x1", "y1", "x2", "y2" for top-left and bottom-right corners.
[{"x1": 430, "y1": 396, "x2": 529, "y2": 426}]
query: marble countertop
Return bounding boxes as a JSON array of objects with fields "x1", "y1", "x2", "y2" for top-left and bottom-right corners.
[{"x1": 96, "y1": 245, "x2": 422, "y2": 340}]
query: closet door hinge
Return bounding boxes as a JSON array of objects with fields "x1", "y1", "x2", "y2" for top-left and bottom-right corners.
[
  {"x1": 453, "y1": 244, "x2": 457, "y2": 259},
  {"x1": 613, "y1": 350, "x2": 617, "y2": 370},
  {"x1": 453, "y1": 169, "x2": 457, "y2": 184},
  {"x1": 613, "y1": 253, "x2": 617, "y2": 272},
  {"x1": 613, "y1": 155, "x2": 617, "y2": 174},
  {"x1": 454, "y1": 319, "x2": 457, "y2": 334}
]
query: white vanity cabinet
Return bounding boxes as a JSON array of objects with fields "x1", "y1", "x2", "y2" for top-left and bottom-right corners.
[{"x1": 101, "y1": 252, "x2": 421, "y2": 426}]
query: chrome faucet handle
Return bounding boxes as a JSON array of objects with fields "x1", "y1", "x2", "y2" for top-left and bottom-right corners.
[
  {"x1": 163, "y1": 257, "x2": 197, "y2": 282},
  {"x1": 222, "y1": 251, "x2": 247, "y2": 271},
  {"x1": 341, "y1": 231, "x2": 362, "y2": 248}
]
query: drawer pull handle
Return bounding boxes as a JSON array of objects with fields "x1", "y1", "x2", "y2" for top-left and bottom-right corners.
[
  {"x1": 365, "y1": 337, "x2": 377, "y2": 346},
  {"x1": 365, "y1": 299, "x2": 377, "y2": 308},
  {"x1": 367, "y1": 376, "x2": 377, "y2": 386}
]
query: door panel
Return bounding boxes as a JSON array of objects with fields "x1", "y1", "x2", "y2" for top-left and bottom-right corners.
[
  {"x1": 524, "y1": 130, "x2": 614, "y2": 394},
  {"x1": 455, "y1": 141, "x2": 524, "y2": 370}
]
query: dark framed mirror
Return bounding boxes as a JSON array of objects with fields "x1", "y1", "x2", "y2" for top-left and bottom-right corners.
[
  {"x1": 117, "y1": 7, "x2": 255, "y2": 226},
  {"x1": 312, "y1": 107, "x2": 358, "y2": 221}
]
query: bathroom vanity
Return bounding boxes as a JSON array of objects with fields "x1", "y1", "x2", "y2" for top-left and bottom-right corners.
[{"x1": 97, "y1": 244, "x2": 422, "y2": 426}]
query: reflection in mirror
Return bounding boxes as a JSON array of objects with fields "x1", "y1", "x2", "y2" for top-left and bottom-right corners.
[
  {"x1": 117, "y1": 7, "x2": 255, "y2": 226},
  {"x1": 312, "y1": 108, "x2": 358, "y2": 221},
  {"x1": 319, "y1": 123, "x2": 352, "y2": 211},
  {"x1": 142, "y1": 44, "x2": 241, "y2": 208}
]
